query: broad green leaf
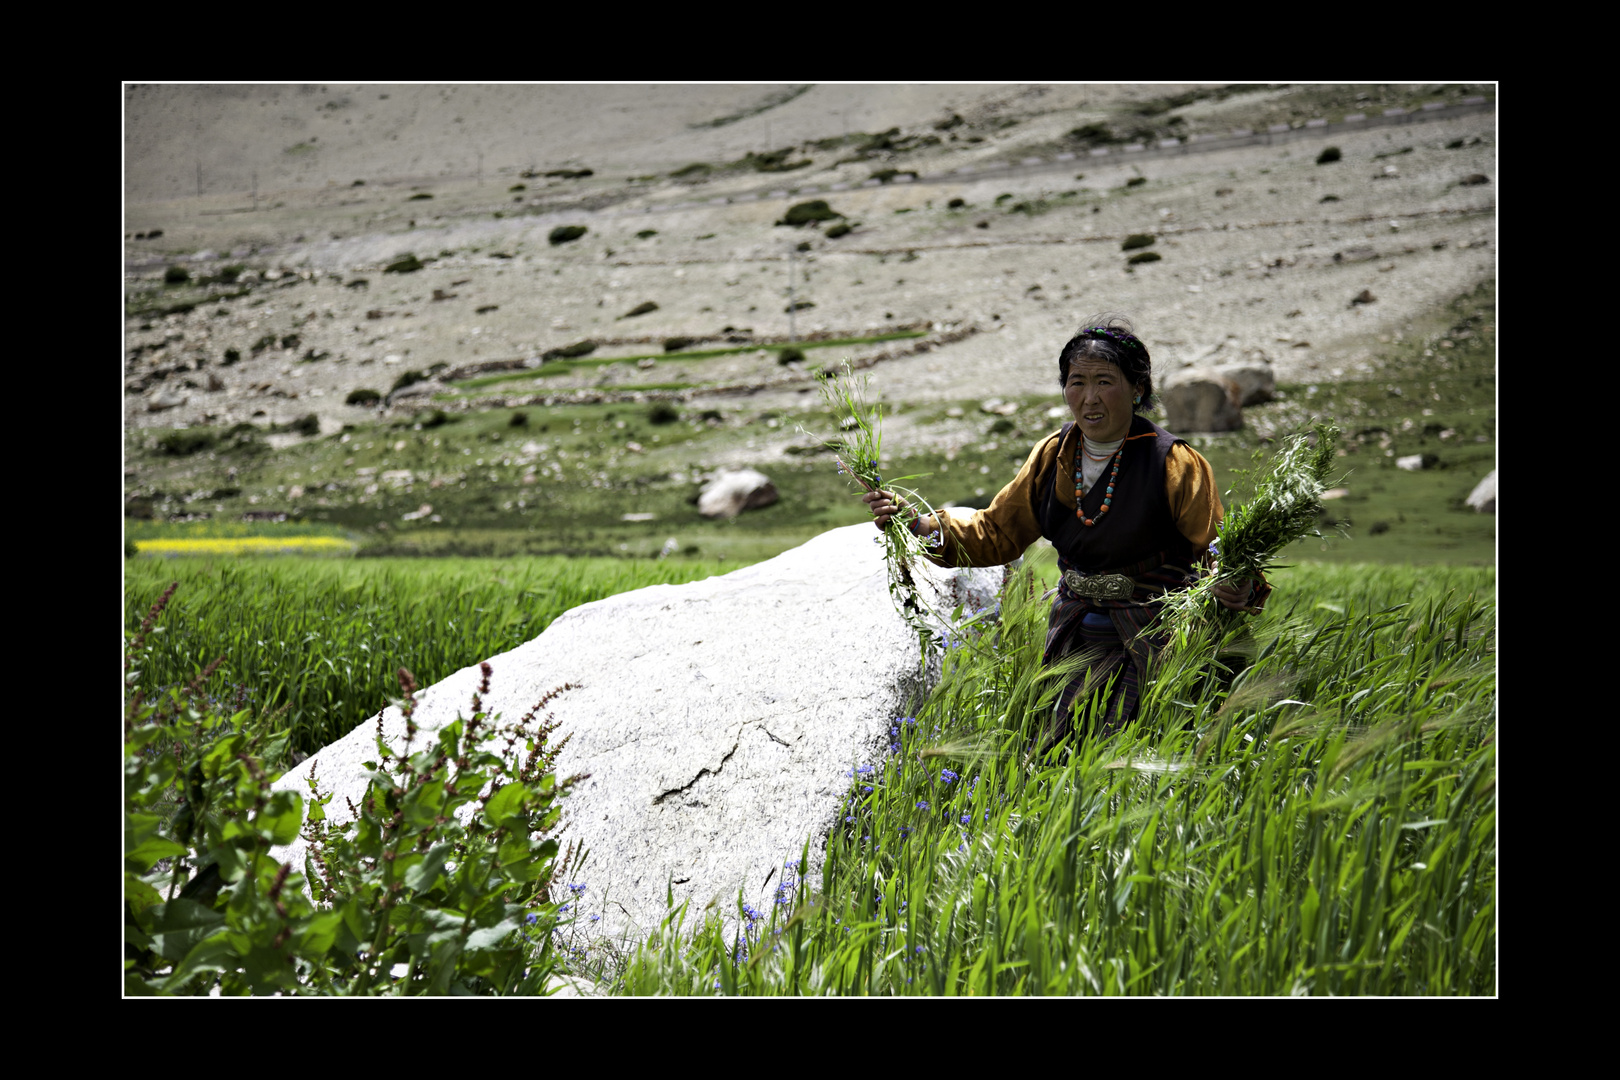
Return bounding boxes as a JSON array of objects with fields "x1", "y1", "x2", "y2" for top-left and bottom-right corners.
[
  {"x1": 483, "y1": 782, "x2": 529, "y2": 829},
  {"x1": 125, "y1": 837, "x2": 187, "y2": 874},
  {"x1": 405, "y1": 843, "x2": 452, "y2": 893}
]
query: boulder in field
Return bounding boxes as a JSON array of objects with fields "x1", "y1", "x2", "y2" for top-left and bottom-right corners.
[
  {"x1": 1465, "y1": 469, "x2": 1496, "y2": 513},
  {"x1": 698, "y1": 468, "x2": 778, "y2": 519},
  {"x1": 1208, "y1": 360, "x2": 1275, "y2": 406},
  {"x1": 1159, "y1": 367, "x2": 1243, "y2": 433},
  {"x1": 270, "y1": 524, "x2": 1007, "y2": 951}
]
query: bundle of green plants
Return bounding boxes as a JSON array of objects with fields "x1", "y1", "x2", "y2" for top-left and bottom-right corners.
[
  {"x1": 615, "y1": 557, "x2": 1496, "y2": 996},
  {"x1": 125, "y1": 584, "x2": 577, "y2": 995},
  {"x1": 1164, "y1": 422, "x2": 1341, "y2": 637},
  {"x1": 123, "y1": 556, "x2": 745, "y2": 756},
  {"x1": 809, "y1": 360, "x2": 955, "y2": 650}
]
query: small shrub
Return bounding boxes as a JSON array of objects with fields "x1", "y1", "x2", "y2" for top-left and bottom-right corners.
[
  {"x1": 345, "y1": 388, "x2": 382, "y2": 406},
  {"x1": 1127, "y1": 251, "x2": 1162, "y2": 265},
  {"x1": 1121, "y1": 233, "x2": 1156, "y2": 251},
  {"x1": 125, "y1": 536, "x2": 139, "y2": 558},
  {"x1": 637, "y1": 229, "x2": 658, "y2": 239},
  {"x1": 407, "y1": 192, "x2": 434, "y2": 200},
  {"x1": 622, "y1": 302, "x2": 658, "y2": 319},
  {"x1": 1320, "y1": 194, "x2": 1341, "y2": 202},
  {"x1": 384, "y1": 254, "x2": 424, "y2": 273},
  {"x1": 947, "y1": 198, "x2": 966, "y2": 209},
  {"x1": 649, "y1": 403, "x2": 680, "y2": 425},
  {"x1": 1369, "y1": 521, "x2": 1390, "y2": 535},
  {"x1": 1316, "y1": 146, "x2": 1342, "y2": 164},
  {"x1": 222, "y1": 348, "x2": 241, "y2": 366},
  {"x1": 390, "y1": 369, "x2": 427, "y2": 393},
  {"x1": 671, "y1": 163, "x2": 711, "y2": 178},
  {"x1": 509, "y1": 183, "x2": 527, "y2": 192},
  {"x1": 549, "y1": 225, "x2": 588, "y2": 245},
  {"x1": 280, "y1": 334, "x2": 301, "y2": 351},
  {"x1": 251, "y1": 334, "x2": 276, "y2": 353},
  {"x1": 509, "y1": 411, "x2": 529, "y2": 427},
  {"x1": 825, "y1": 222, "x2": 852, "y2": 239},
  {"x1": 797, "y1": 241, "x2": 812, "y2": 252},
  {"x1": 545, "y1": 168, "x2": 593, "y2": 179},
  {"x1": 664, "y1": 337, "x2": 695, "y2": 352},
  {"x1": 777, "y1": 200, "x2": 843, "y2": 227},
  {"x1": 219, "y1": 265, "x2": 244, "y2": 284},
  {"x1": 995, "y1": 194, "x2": 1013, "y2": 205},
  {"x1": 417, "y1": 408, "x2": 449, "y2": 428},
  {"x1": 778, "y1": 347, "x2": 806, "y2": 365},
  {"x1": 164, "y1": 265, "x2": 189, "y2": 285},
  {"x1": 158, "y1": 429, "x2": 215, "y2": 456},
  {"x1": 785, "y1": 300, "x2": 816, "y2": 312},
  {"x1": 870, "y1": 168, "x2": 918, "y2": 184},
  {"x1": 284, "y1": 413, "x2": 320, "y2": 436},
  {"x1": 1459, "y1": 173, "x2": 1490, "y2": 186},
  {"x1": 543, "y1": 339, "x2": 598, "y2": 360},
  {"x1": 346, "y1": 278, "x2": 369, "y2": 289},
  {"x1": 1125, "y1": 176, "x2": 1147, "y2": 187}
]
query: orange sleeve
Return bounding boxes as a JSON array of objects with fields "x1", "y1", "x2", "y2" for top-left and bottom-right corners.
[
  {"x1": 1169, "y1": 443, "x2": 1272, "y2": 612},
  {"x1": 927, "y1": 431, "x2": 1063, "y2": 568}
]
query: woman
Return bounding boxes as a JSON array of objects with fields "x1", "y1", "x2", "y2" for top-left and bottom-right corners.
[{"x1": 863, "y1": 316, "x2": 1265, "y2": 740}]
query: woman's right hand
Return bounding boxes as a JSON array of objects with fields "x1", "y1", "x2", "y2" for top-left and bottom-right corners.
[{"x1": 863, "y1": 488, "x2": 909, "y2": 529}]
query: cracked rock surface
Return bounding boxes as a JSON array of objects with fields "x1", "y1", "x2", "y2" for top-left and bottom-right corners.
[{"x1": 270, "y1": 523, "x2": 1003, "y2": 948}]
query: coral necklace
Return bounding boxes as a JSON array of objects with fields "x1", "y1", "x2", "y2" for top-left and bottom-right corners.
[{"x1": 1074, "y1": 435, "x2": 1122, "y2": 526}]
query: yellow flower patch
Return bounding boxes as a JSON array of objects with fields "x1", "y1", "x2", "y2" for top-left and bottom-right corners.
[{"x1": 132, "y1": 536, "x2": 356, "y2": 557}]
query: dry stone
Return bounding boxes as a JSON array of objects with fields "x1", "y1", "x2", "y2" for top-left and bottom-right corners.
[
  {"x1": 1209, "y1": 361, "x2": 1275, "y2": 406},
  {"x1": 1159, "y1": 367, "x2": 1243, "y2": 433},
  {"x1": 270, "y1": 524, "x2": 1006, "y2": 951},
  {"x1": 697, "y1": 468, "x2": 778, "y2": 519}
]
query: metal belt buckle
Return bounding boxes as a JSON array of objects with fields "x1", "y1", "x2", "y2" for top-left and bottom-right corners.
[{"x1": 1062, "y1": 569, "x2": 1135, "y2": 600}]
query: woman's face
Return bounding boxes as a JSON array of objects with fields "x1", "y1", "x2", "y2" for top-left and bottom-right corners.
[{"x1": 1064, "y1": 358, "x2": 1139, "y2": 443}]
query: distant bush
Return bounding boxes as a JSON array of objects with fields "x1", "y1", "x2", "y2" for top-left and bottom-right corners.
[
  {"x1": 346, "y1": 388, "x2": 382, "y2": 406},
  {"x1": 407, "y1": 192, "x2": 434, "y2": 200},
  {"x1": 825, "y1": 223, "x2": 852, "y2": 239},
  {"x1": 390, "y1": 369, "x2": 427, "y2": 393},
  {"x1": 543, "y1": 339, "x2": 598, "y2": 360},
  {"x1": 549, "y1": 225, "x2": 588, "y2": 245},
  {"x1": 417, "y1": 408, "x2": 450, "y2": 428},
  {"x1": 671, "y1": 163, "x2": 711, "y2": 178},
  {"x1": 777, "y1": 200, "x2": 843, "y2": 227},
  {"x1": 1127, "y1": 251, "x2": 1162, "y2": 265},
  {"x1": 870, "y1": 168, "x2": 918, "y2": 184},
  {"x1": 649, "y1": 403, "x2": 680, "y2": 425},
  {"x1": 1125, "y1": 177, "x2": 1147, "y2": 187},
  {"x1": 164, "y1": 265, "x2": 189, "y2": 285},
  {"x1": 251, "y1": 334, "x2": 276, "y2": 353},
  {"x1": 947, "y1": 198, "x2": 966, "y2": 209},
  {"x1": 664, "y1": 337, "x2": 696, "y2": 352},
  {"x1": 995, "y1": 194, "x2": 1013, "y2": 205},
  {"x1": 280, "y1": 334, "x2": 301, "y2": 351},
  {"x1": 785, "y1": 300, "x2": 816, "y2": 312},
  {"x1": 622, "y1": 301, "x2": 658, "y2": 318},
  {"x1": 222, "y1": 348, "x2": 241, "y2": 366},
  {"x1": 637, "y1": 229, "x2": 658, "y2": 239},
  {"x1": 1320, "y1": 194, "x2": 1340, "y2": 202},
  {"x1": 509, "y1": 411, "x2": 529, "y2": 427},
  {"x1": 1316, "y1": 146, "x2": 1342, "y2": 164},
  {"x1": 778, "y1": 347, "x2": 805, "y2": 365},
  {"x1": 1121, "y1": 233, "x2": 1156, "y2": 251},
  {"x1": 219, "y1": 265, "x2": 244, "y2": 283},
  {"x1": 797, "y1": 241, "x2": 812, "y2": 252},
  {"x1": 509, "y1": 183, "x2": 527, "y2": 192},
  {"x1": 384, "y1": 254, "x2": 424, "y2": 273},
  {"x1": 270, "y1": 413, "x2": 320, "y2": 437},
  {"x1": 158, "y1": 428, "x2": 215, "y2": 456},
  {"x1": 545, "y1": 168, "x2": 593, "y2": 179}
]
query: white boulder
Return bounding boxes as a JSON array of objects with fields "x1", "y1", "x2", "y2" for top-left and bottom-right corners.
[
  {"x1": 697, "y1": 468, "x2": 778, "y2": 519},
  {"x1": 1465, "y1": 470, "x2": 1496, "y2": 513},
  {"x1": 271, "y1": 524, "x2": 1006, "y2": 951}
]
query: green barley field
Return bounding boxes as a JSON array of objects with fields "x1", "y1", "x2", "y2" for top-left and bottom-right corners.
[{"x1": 125, "y1": 548, "x2": 1494, "y2": 995}]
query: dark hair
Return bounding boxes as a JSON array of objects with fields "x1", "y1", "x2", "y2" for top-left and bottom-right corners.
[{"x1": 1057, "y1": 313, "x2": 1154, "y2": 411}]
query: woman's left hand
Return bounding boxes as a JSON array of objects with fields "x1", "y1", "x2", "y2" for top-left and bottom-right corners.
[{"x1": 1212, "y1": 578, "x2": 1259, "y2": 612}]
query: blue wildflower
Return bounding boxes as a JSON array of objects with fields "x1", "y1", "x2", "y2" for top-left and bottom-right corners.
[
  {"x1": 916, "y1": 799, "x2": 930, "y2": 811},
  {"x1": 960, "y1": 813, "x2": 972, "y2": 825},
  {"x1": 589, "y1": 914, "x2": 600, "y2": 922},
  {"x1": 525, "y1": 913, "x2": 539, "y2": 925},
  {"x1": 940, "y1": 768, "x2": 959, "y2": 784}
]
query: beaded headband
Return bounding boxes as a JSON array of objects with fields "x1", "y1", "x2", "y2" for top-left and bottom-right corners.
[{"x1": 1082, "y1": 326, "x2": 1146, "y2": 352}]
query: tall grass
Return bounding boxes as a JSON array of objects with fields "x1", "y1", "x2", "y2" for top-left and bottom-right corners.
[
  {"x1": 123, "y1": 556, "x2": 744, "y2": 756},
  {"x1": 617, "y1": 554, "x2": 1495, "y2": 995}
]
